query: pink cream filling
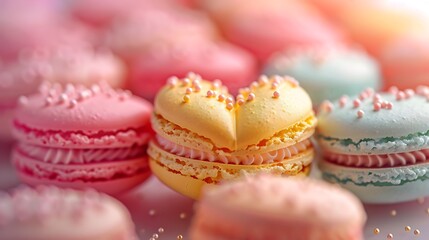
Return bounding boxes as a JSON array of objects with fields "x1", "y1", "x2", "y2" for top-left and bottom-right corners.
[
  {"x1": 325, "y1": 149, "x2": 429, "y2": 168},
  {"x1": 13, "y1": 120, "x2": 152, "y2": 148},
  {"x1": 13, "y1": 150, "x2": 149, "y2": 182},
  {"x1": 156, "y1": 135, "x2": 311, "y2": 165},
  {"x1": 16, "y1": 143, "x2": 147, "y2": 164}
]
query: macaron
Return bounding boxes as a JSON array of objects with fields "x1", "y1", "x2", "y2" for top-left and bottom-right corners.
[
  {"x1": 12, "y1": 82, "x2": 152, "y2": 195},
  {"x1": 105, "y1": 6, "x2": 218, "y2": 62},
  {"x1": 19, "y1": 46, "x2": 127, "y2": 88},
  {"x1": 0, "y1": 185, "x2": 137, "y2": 240},
  {"x1": 263, "y1": 47, "x2": 381, "y2": 106},
  {"x1": 0, "y1": 59, "x2": 43, "y2": 141},
  {"x1": 130, "y1": 39, "x2": 258, "y2": 101},
  {"x1": 379, "y1": 34, "x2": 429, "y2": 90},
  {"x1": 317, "y1": 86, "x2": 429, "y2": 203},
  {"x1": 148, "y1": 74, "x2": 317, "y2": 199},
  {"x1": 219, "y1": 1, "x2": 344, "y2": 62},
  {"x1": 190, "y1": 174, "x2": 366, "y2": 240},
  {"x1": 0, "y1": 0, "x2": 96, "y2": 61}
]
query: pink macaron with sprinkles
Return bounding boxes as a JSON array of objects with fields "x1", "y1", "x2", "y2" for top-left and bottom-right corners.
[
  {"x1": 318, "y1": 86, "x2": 429, "y2": 203},
  {"x1": 0, "y1": 185, "x2": 137, "y2": 240},
  {"x1": 190, "y1": 174, "x2": 366, "y2": 240},
  {"x1": 12, "y1": 82, "x2": 152, "y2": 195}
]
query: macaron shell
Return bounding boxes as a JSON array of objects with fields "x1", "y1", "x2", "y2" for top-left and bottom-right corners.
[
  {"x1": 148, "y1": 140, "x2": 313, "y2": 199},
  {"x1": 319, "y1": 159, "x2": 429, "y2": 203},
  {"x1": 236, "y1": 82, "x2": 313, "y2": 149},
  {"x1": 318, "y1": 93, "x2": 429, "y2": 141},
  {"x1": 155, "y1": 80, "x2": 236, "y2": 150},
  {"x1": 263, "y1": 48, "x2": 381, "y2": 105},
  {"x1": 15, "y1": 89, "x2": 152, "y2": 132},
  {"x1": 13, "y1": 150, "x2": 150, "y2": 195},
  {"x1": 0, "y1": 186, "x2": 137, "y2": 240}
]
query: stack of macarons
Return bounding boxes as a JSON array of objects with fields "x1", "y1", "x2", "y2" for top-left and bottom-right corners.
[
  {"x1": 317, "y1": 86, "x2": 429, "y2": 203},
  {"x1": 0, "y1": 186, "x2": 137, "y2": 240},
  {"x1": 148, "y1": 74, "x2": 317, "y2": 199},
  {"x1": 12, "y1": 82, "x2": 153, "y2": 195},
  {"x1": 263, "y1": 46, "x2": 381, "y2": 106}
]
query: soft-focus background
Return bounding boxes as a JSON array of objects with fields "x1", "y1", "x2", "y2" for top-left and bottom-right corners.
[{"x1": 1, "y1": 0, "x2": 429, "y2": 239}]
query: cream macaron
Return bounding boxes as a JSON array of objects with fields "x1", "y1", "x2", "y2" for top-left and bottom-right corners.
[{"x1": 148, "y1": 73, "x2": 317, "y2": 199}]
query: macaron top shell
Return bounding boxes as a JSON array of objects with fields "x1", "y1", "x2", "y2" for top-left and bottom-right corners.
[
  {"x1": 15, "y1": 82, "x2": 152, "y2": 133},
  {"x1": 154, "y1": 75, "x2": 313, "y2": 151},
  {"x1": 155, "y1": 78, "x2": 236, "y2": 149},
  {"x1": 317, "y1": 88, "x2": 429, "y2": 153},
  {"x1": 263, "y1": 47, "x2": 381, "y2": 105},
  {"x1": 0, "y1": 186, "x2": 136, "y2": 240},
  {"x1": 203, "y1": 174, "x2": 366, "y2": 225}
]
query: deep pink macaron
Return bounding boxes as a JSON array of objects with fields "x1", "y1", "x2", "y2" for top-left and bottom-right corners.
[{"x1": 12, "y1": 82, "x2": 153, "y2": 195}]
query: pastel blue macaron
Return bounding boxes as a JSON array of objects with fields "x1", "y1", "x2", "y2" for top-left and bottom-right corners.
[
  {"x1": 316, "y1": 86, "x2": 429, "y2": 203},
  {"x1": 263, "y1": 47, "x2": 381, "y2": 106}
]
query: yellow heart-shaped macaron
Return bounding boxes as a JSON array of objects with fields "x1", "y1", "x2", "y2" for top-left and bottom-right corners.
[{"x1": 149, "y1": 73, "x2": 316, "y2": 199}]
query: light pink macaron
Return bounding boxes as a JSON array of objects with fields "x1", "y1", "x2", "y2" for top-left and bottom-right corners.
[
  {"x1": 190, "y1": 174, "x2": 366, "y2": 240},
  {"x1": 0, "y1": 59, "x2": 44, "y2": 141},
  {"x1": 12, "y1": 82, "x2": 153, "y2": 195},
  {"x1": 0, "y1": 0, "x2": 96, "y2": 61},
  {"x1": 0, "y1": 185, "x2": 137, "y2": 240},
  {"x1": 220, "y1": 1, "x2": 345, "y2": 62},
  {"x1": 130, "y1": 38, "x2": 258, "y2": 101},
  {"x1": 19, "y1": 46, "x2": 127, "y2": 88},
  {"x1": 105, "y1": 6, "x2": 218, "y2": 62},
  {"x1": 380, "y1": 34, "x2": 429, "y2": 90}
]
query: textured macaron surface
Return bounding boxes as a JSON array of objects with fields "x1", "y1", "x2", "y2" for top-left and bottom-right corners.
[
  {"x1": 317, "y1": 87, "x2": 429, "y2": 155},
  {"x1": 13, "y1": 82, "x2": 152, "y2": 148},
  {"x1": 0, "y1": 186, "x2": 136, "y2": 240},
  {"x1": 154, "y1": 74, "x2": 314, "y2": 151},
  {"x1": 263, "y1": 47, "x2": 381, "y2": 105},
  {"x1": 204, "y1": 175, "x2": 365, "y2": 224}
]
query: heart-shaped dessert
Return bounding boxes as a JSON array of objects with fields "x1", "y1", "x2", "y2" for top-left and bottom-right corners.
[{"x1": 148, "y1": 73, "x2": 317, "y2": 199}]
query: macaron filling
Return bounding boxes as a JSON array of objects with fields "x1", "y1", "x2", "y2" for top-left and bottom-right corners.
[
  {"x1": 13, "y1": 120, "x2": 152, "y2": 148},
  {"x1": 13, "y1": 151, "x2": 148, "y2": 182},
  {"x1": 324, "y1": 148, "x2": 429, "y2": 168},
  {"x1": 15, "y1": 143, "x2": 148, "y2": 164},
  {"x1": 156, "y1": 135, "x2": 312, "y2": 165}
]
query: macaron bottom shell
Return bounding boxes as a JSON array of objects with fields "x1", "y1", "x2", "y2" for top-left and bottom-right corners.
[
  {"x1": 319, "y1": 160, "x2": 429, "y2": 203},
  {"x1": 148, "y1": 141, "x2": 313, "y2": 199},
  {"x1": 13, "y1": 150, "x2": 151, "y2": 195}
]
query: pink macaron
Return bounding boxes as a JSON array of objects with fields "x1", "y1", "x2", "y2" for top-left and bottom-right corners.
[
  {"x1": 12, "y1": 82, "x2": 153, "y2": 195},
  {"x1": 0, "y1": 59, "x2": 44, "y2": 141},
  {"x1": 105, "y1": 6, "x2": 218, "y2": 62},
  {"x1": 379, "y1": 34, "x2": 429, "y2": 90},
  {"x1": 0, "y1": 0, "x2": 96, "y2": 61},
  {"x1": 19, "y1": 46, "x2": 127, "y2": 88},
  {"x1": 129, "y1": 38, "x2": 258, "y2": 100},
  {"x1": 0, "y1": 185, "x2": 137, "y2": 240},
  {"x1": 190, "y1": 174, "x2": 366, "y2": 240},
  {"x1": 219, "y1": 1, "x2": 345, "y2": 62}
]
